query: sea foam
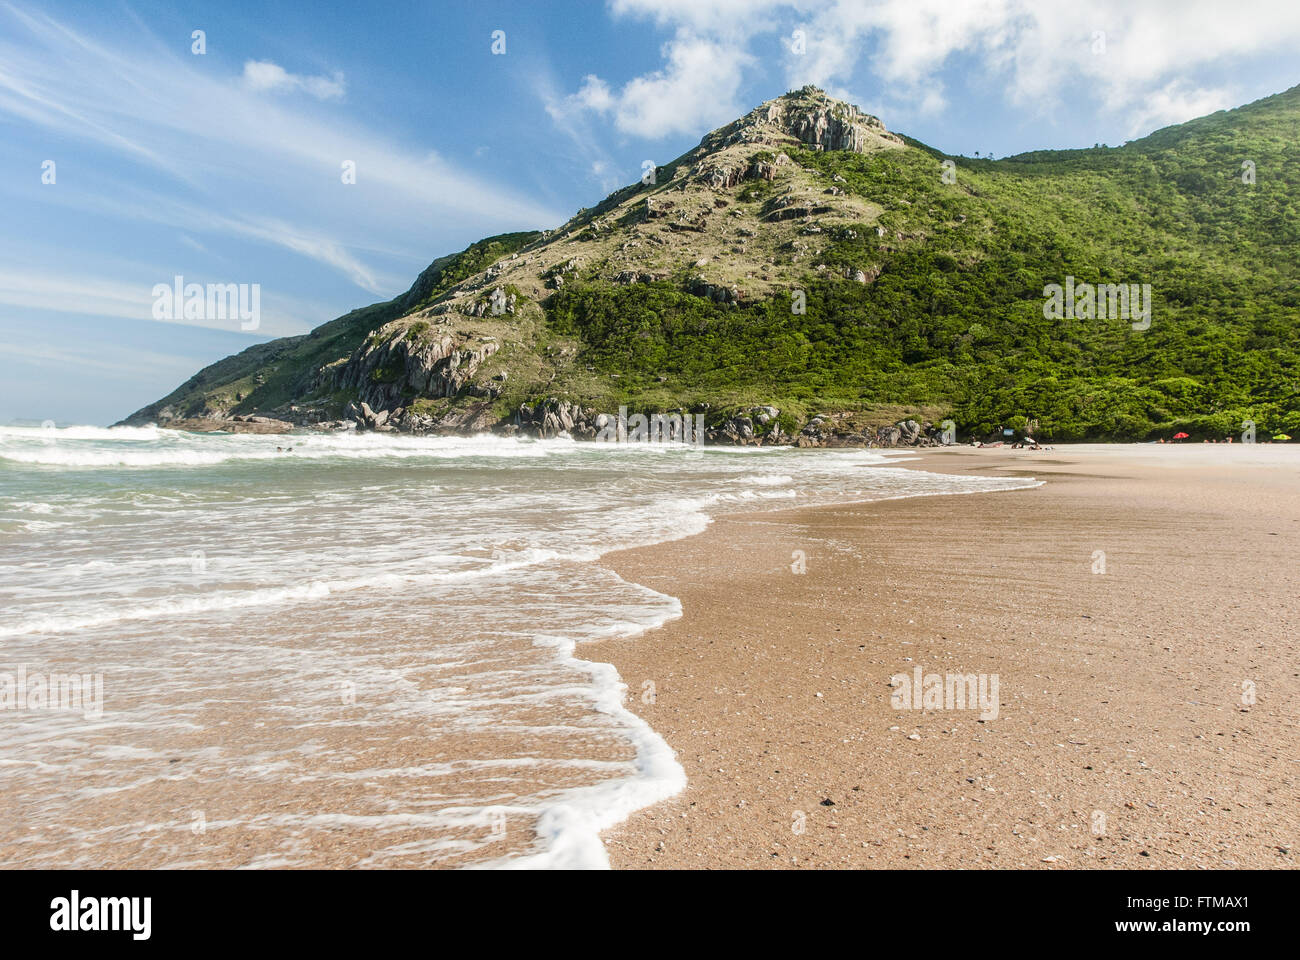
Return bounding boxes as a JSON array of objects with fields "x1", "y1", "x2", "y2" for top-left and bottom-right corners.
[{"x1": 0, "y1": 425, "x2": 1038, "y2": 868}]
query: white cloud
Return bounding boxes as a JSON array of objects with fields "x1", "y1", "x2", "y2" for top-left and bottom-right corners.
[
  {"x1": 241, "y1": 60, "x2": 347, "y2": 101},
  {"x1": 793, "y1": 0, "x2": 1300, "y2": 128},
  {"x1": 616, "y1": 34, "x2": 755, "y2": 138},
  {"x1": 536, "y1": 71, "x2": 624, "y2": 188},
  {"x1": 560, "y1": 0, "x2": 1300, "y2": 142},
  {"x1": 228, "y1": 215, "x2": 384, "y2": 293},
  {"x1": 610, "y1": 0, "x2": 784, "y2": 34},
  {"x1": 0, "y1": 3, "x2": 566, "y2": 301},
  {"x1": 551, "y1": 30, "x2": 755, "y2": 140},
  {"x1": 570, "y1": 74, "x2": 615, "y2": 113},
  {"x1": 0, "y1": 337, "x2": 216, "y2": 380},
  {"x1": 1120, "y1": 81, "x2": 1235, "y2": 139}
]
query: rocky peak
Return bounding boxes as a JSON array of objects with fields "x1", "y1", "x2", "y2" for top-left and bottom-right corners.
[{"x1": 700, "y1": 85, "x2": 901, "y2": 156}]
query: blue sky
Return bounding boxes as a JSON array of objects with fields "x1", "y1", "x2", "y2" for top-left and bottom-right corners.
[{"x1": 3, "y1": 0, "x2": 1298, "y2": 424}]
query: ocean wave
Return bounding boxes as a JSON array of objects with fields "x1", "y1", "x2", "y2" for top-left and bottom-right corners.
[
  {"x1": 0, "y1": 432, "x2": 585, "y2": 468},
  {"x1": 481, "y1": 574, "x2": 686, "y2": 869},
  {"x1": 0, "y1": 424, "x2": 163, "y2": 441},
  {"x1": 0, "y1": 544, "x2": 634, "y2": 639},
  {"x1": 728, "y1": 473, "x2": 794, "y2": 486},
  {"x1": 10, "y1": 501, "x2": 55, "y2": 513},
  {"x1": 0, "y1": 430, "x2": 1043, "y2": 869},
  {"x1": 0, "y1": 423, "x2": 909, "y2": 471}
]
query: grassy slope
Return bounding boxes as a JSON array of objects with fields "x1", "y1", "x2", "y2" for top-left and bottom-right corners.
[
  {"x1": 120, "y1": 232, "x2": 541, "y2": 424},
  {"x1": 548, "y1": 85, "x2": 1300, "y2": 439},
  {"x1": 127, "y1": 86, "x2": 1300, "y2": 440}
]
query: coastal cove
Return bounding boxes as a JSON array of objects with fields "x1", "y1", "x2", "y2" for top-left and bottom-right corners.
[{"x1": 4, "y1": 0, "x2": 1299, "y2": 929}]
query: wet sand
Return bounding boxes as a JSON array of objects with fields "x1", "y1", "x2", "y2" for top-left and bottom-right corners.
[{"x1": 589, "y1": 445, "x2": 1300, "y2": 868}]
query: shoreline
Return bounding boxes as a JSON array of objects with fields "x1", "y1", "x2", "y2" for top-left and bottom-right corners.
[{"x1": 583, "y1": 445, "x2": 1300, "y2": 868}]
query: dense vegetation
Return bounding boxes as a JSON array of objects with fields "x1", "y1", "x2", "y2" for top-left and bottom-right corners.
[
  {"x1": 129, "y1": 86, "x2": 1300, "y2": 441},
  {"x1": 546, "y1": 86, "x2": 1300, "y2": 440},
  {"x1": 125, "y1": 232, "x2": 541, "y2": 422},
  {"x1": 405, "y1": 232, "x2": 541, "y2": 312}
]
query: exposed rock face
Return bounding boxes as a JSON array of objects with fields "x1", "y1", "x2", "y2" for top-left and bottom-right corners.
[
  {"x1": 785, "y1": 102, "x2": 867, "y2": 152},
  {"x1": 158, "y1": 404, "x2": 945, "y2": 448},
  {"x1": 119, "y1": 86, "x2": 913, "y2": 441},
  {"x1": 697, "y1": 85, "x2": 903, "y2": 157},
  {"x1": 696, "y1": 150, "x2": 791, "y2": 190},
  {"x1": 161, "y1": 416, "x2": 294, "y2": 434},
  {"x1": 515, "y1": 398, "x2": 601, "y2": 440},
  {"x1": 764, "y1": 198, "x2": 834, "y2": 222},
  {"x1": 327, "y1": 327, "x2": 498, "y2": 413},
  {"x1": 696, "y1": 406, "x2": 785, "y2": 446},
  {"x1": 656, "y1": 86, "x2": 901, "y2": 240},
  {"x1": 506, "y1": 401, "x2": 950, "y2": 449},
  {"x1": 425, "y1": 401, "x2": 497, "y2": 434},
  {"x1": 793, "y1": 416, "x2": 947, "y2": 448},
  {"x1": 688, "y1": 277, "x2": 742, "y2": 304},
  {"x1": 614, "y1": 270, "x2": 662, "y2": 285},
  {"x1": 463, "y1": 288, "x2": 516, "y2": 317}
]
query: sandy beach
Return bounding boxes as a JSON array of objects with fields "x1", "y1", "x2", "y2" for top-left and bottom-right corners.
[{"x1": 591, "y1": 445, "x2": 1300, "y2": 868}]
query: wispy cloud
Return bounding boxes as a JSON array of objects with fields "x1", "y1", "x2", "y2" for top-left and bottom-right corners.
[
  {"x1": 536, "y1": 70, "x2": 627, "y2": 193},
  {"x1": 0, "y1": 269, "x2": 153, "y2": 322},
  {"x1": 0, "y1": 266, "x2": 331, "y2": 338},
  {"x1": 10, "y1": 178, "x2": 402, "y2": 297},
  {"x1": 0, "y1": 3, "x2": 566, "y2": 298},
  {"x1": 0, "y1": 336, "x2": 215, "y2": 379},
  {"x1": 1120, "y1": 80, "x2": 1235, "y2": 139},
  {"x1": 241, "y1": 60, "x2": 346, "y2": 100}
]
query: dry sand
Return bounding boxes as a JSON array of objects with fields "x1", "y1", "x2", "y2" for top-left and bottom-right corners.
[{"x1": 587, "y1": 445, "x2": 1300, "y2": 868}]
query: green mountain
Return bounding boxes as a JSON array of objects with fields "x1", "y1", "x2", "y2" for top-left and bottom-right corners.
[{"x1": 122, "y1": 84, "x2": 1300, "y2": 442}]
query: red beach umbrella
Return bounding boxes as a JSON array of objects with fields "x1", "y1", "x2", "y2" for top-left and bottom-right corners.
[{"x1": 1172, "y1": 432, "x2": 1190, "y2": 440}]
